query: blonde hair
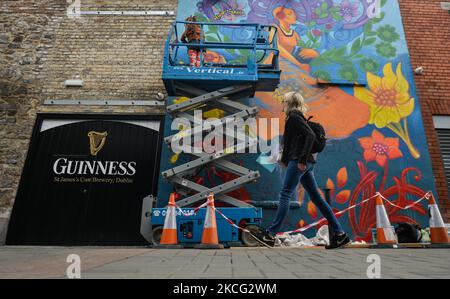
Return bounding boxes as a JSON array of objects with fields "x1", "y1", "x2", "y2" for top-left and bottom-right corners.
[{"x1": 283, "y1": 91, "x2": 308, "y2": 116}]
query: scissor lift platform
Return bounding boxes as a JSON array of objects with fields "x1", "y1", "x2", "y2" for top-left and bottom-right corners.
[
  {"x1": 162, "y1": 21, "x2": 281, "y2": 96},
  {"x1": 150, "y1": 21, "x2": 281, "y2": 247}
]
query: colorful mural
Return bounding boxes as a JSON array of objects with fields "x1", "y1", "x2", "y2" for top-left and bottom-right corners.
[{"x1": 157, "y1": 0, "x2": 437, "y2": 242}]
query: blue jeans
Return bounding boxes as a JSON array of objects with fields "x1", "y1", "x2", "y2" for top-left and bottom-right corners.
[{"x1": 267, "y1": 160, "x2": 344, "y2": 235}]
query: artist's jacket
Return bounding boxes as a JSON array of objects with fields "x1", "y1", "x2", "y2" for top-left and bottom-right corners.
[{"x1": 281, "y1": 110, "x2": 316, "y2": 165}]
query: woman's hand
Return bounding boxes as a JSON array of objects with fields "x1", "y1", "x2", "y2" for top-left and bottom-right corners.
[
  {"x1": 299, "y1": 48, "x2": 320, "y2": 59},
  {"x1": 298, "y1": 163, "x2": 307, "y2": 171}
]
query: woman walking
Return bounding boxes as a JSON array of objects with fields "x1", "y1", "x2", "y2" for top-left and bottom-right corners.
[{"x1": 254, "y1": 92, "x2": 350, "y2": 249}]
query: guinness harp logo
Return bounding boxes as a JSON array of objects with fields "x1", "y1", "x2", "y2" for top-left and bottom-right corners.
[{"x1": 88, "y1": 131, "x2": 108, "y2": 156}]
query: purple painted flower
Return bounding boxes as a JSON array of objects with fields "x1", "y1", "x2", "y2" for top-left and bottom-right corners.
[{"x1": 340, "y1": 0, "x2": 359, "y2": 23}]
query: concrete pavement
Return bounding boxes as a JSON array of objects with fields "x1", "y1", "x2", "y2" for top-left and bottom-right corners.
[{"x1": 0, "y1": 246, "x2": 449, "y2": 279}]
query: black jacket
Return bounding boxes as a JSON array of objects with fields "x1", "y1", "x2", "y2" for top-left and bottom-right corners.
[{"x1": 281, "y1": 110, "x2": 316, "y2": 164}]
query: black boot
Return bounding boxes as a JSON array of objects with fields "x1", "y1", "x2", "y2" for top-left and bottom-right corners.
[
  {"x1": 251, "y1": 229, "x2": 276, "y2": 247},
  {"x1": 326, "y1": 232, "x2": 351, "y2": 249}
]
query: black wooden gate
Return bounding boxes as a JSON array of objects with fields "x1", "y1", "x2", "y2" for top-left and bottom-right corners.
[{"x1": 6, "y1": 114, "x2": 164, "y2": 246}]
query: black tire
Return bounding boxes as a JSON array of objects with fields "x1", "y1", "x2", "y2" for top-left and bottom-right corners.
[
  {"x1": 151, "y1": 226, "x2": 163, "y2": 245},
  {"x1": 241, "y1": 225, "x2": 263, "y2": 247}
]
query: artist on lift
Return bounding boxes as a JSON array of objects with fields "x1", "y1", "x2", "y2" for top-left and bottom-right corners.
[{"x1": 180, "y1": 16, "x2": 206, "y2": 67}]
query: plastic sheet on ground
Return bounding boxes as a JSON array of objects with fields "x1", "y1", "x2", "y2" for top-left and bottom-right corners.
[{"x1": 275, "y1": 225, "x2": 330, "y2": 247}]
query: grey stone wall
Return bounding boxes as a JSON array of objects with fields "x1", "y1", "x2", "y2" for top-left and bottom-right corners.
[{"x1": 0, "y1": 0, "x2": 178, "y2": 244}]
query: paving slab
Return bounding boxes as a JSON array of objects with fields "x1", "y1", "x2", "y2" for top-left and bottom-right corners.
[{"x1": 0, "y1": 246, "x2": 449, "y2": 279}]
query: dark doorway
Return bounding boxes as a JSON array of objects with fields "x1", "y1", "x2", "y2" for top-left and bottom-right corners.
[{"x1": 6, "y1": 114, "x2": 164, "y2": 246}]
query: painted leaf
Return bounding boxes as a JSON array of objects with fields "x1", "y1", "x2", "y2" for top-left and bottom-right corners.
[
  {"x1": 364, "y1": 23, "x2": 373, "y2": 35},
  {"x1": 336, "y1": 190, "x2": 351, "y2": 204},
  {"x1": 297, "y1": 219, "x2": 305, "y2": 228},
  {"x1": 351, "y1": 38, "x2": 362, "y2": 54},
  {"x1": 364, "y1": 38, "x2": 376, "y2": 46},
  {"x1": 336, "y1": 167, "x2": 348, "y2": 188},
  {"x1": 307, "y1": 200, "x2": 317, "y2": 219},
  {"x1": 326, "y1": 178, "x2": 335, "y2": 190}
]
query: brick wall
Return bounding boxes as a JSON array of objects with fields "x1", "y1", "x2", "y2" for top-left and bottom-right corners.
[
  {"x1": 399, "y1": 0, "x2": 450, "y2": 221},
  {"x1": 43, "y1": 0, "x2": 176, "y2": 101},
  {"x1": 0, "y1": 0, "x2": 177, "y2": 244}
]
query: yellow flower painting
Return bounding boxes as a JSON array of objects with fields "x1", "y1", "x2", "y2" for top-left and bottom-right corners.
[{"x1": 355, "y1": 63, "x2": 420, "y2": 159}]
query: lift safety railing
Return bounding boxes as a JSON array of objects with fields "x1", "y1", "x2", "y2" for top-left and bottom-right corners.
[{"x1": 165, "y1": 21, "x2": 280, "y2": 71}]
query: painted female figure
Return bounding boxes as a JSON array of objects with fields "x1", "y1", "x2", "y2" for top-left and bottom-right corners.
[{"x1": 258, "y1": 6, "x2": 370, "y2": 140}]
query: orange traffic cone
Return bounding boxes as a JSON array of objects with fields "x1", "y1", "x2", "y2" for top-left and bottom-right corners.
[
  {"x1": 374, "y1": 194, "x2": 398, "y2": 247},
  {"x1": 155, "y1": 193, "x2": 183, "y2": 249},
  {"x1": 428, "y1": 193, "x2": 450, "y2": 246},
  {"x1": 194, "y1": 193, "x2": 224, "y2": 249}
]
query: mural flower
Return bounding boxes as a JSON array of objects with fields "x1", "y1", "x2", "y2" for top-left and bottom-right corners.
[
  {"x1": 339, "y1": 0, "x2": 359, "y2": 23},
  {"x1": 312, "y1": 29, "x2": 322, "y2": 37},
  {"x1": 376, "y1": 25, "x2": 400, "y2": 43},
  {"x1": 359, "y1": 57, "x2": 379, "y2": 73},
  {"x1": 339, "y1": 65, "x2": 358, "y2": 82},
  {"x1": 375, "y1": 42, "x2": 396, "y2": 58},
  {"x1": 359, "y1": 130, "x2": 403, "y2": 167},
  {"x1": 354, "y1": 62, "x2": 420, "y2": 158}
]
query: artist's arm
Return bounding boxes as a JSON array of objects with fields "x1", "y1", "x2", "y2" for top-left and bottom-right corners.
[
  {"x1": 294, "y1": 32, "x2": 319, "y2": 60},
  {"x1": 278, "y1": 32, "x2": 318, "y2": 72}
]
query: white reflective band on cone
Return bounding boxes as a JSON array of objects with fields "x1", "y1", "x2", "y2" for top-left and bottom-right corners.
[
  {"x1": 376, "y1": 205, "x2": 392, "y2": 228},
  {"x1": 382, "y1": 227, "x2": 396, "y2": 241},
  {"x1": 429, "y1": 204, "x2": 445, "y2": 228},
  {"x1": 163, "y1": 206, "x2": 177, "y2": 229},
  {"x1": 203, "y1": 206, "x2": 216, "y2": 228}
]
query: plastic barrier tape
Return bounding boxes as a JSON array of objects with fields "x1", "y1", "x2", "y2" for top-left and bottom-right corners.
[{"x1": 171, "y1": 191, "x2": 432, "y2": 237}]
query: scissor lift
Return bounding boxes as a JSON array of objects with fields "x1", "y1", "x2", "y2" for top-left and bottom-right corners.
[{"x1": 149, "y1": 21, "x2": 281, "y2": 247}]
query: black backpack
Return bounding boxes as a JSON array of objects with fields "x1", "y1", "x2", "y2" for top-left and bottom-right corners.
[
  {"x1": 305, "y1": 116, "x2": 327, "y2": 154},
  {"x1": 394, "y1": 222, "x2": 422, "y2": 243}
]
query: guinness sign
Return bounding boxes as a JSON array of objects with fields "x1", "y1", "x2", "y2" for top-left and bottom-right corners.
[
  {"x1": 52, "y1": 129, "x2": 137, "y2": 180},
  {"x1": 7, "y1": 115, "x2": 163, "y2": 246}
]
